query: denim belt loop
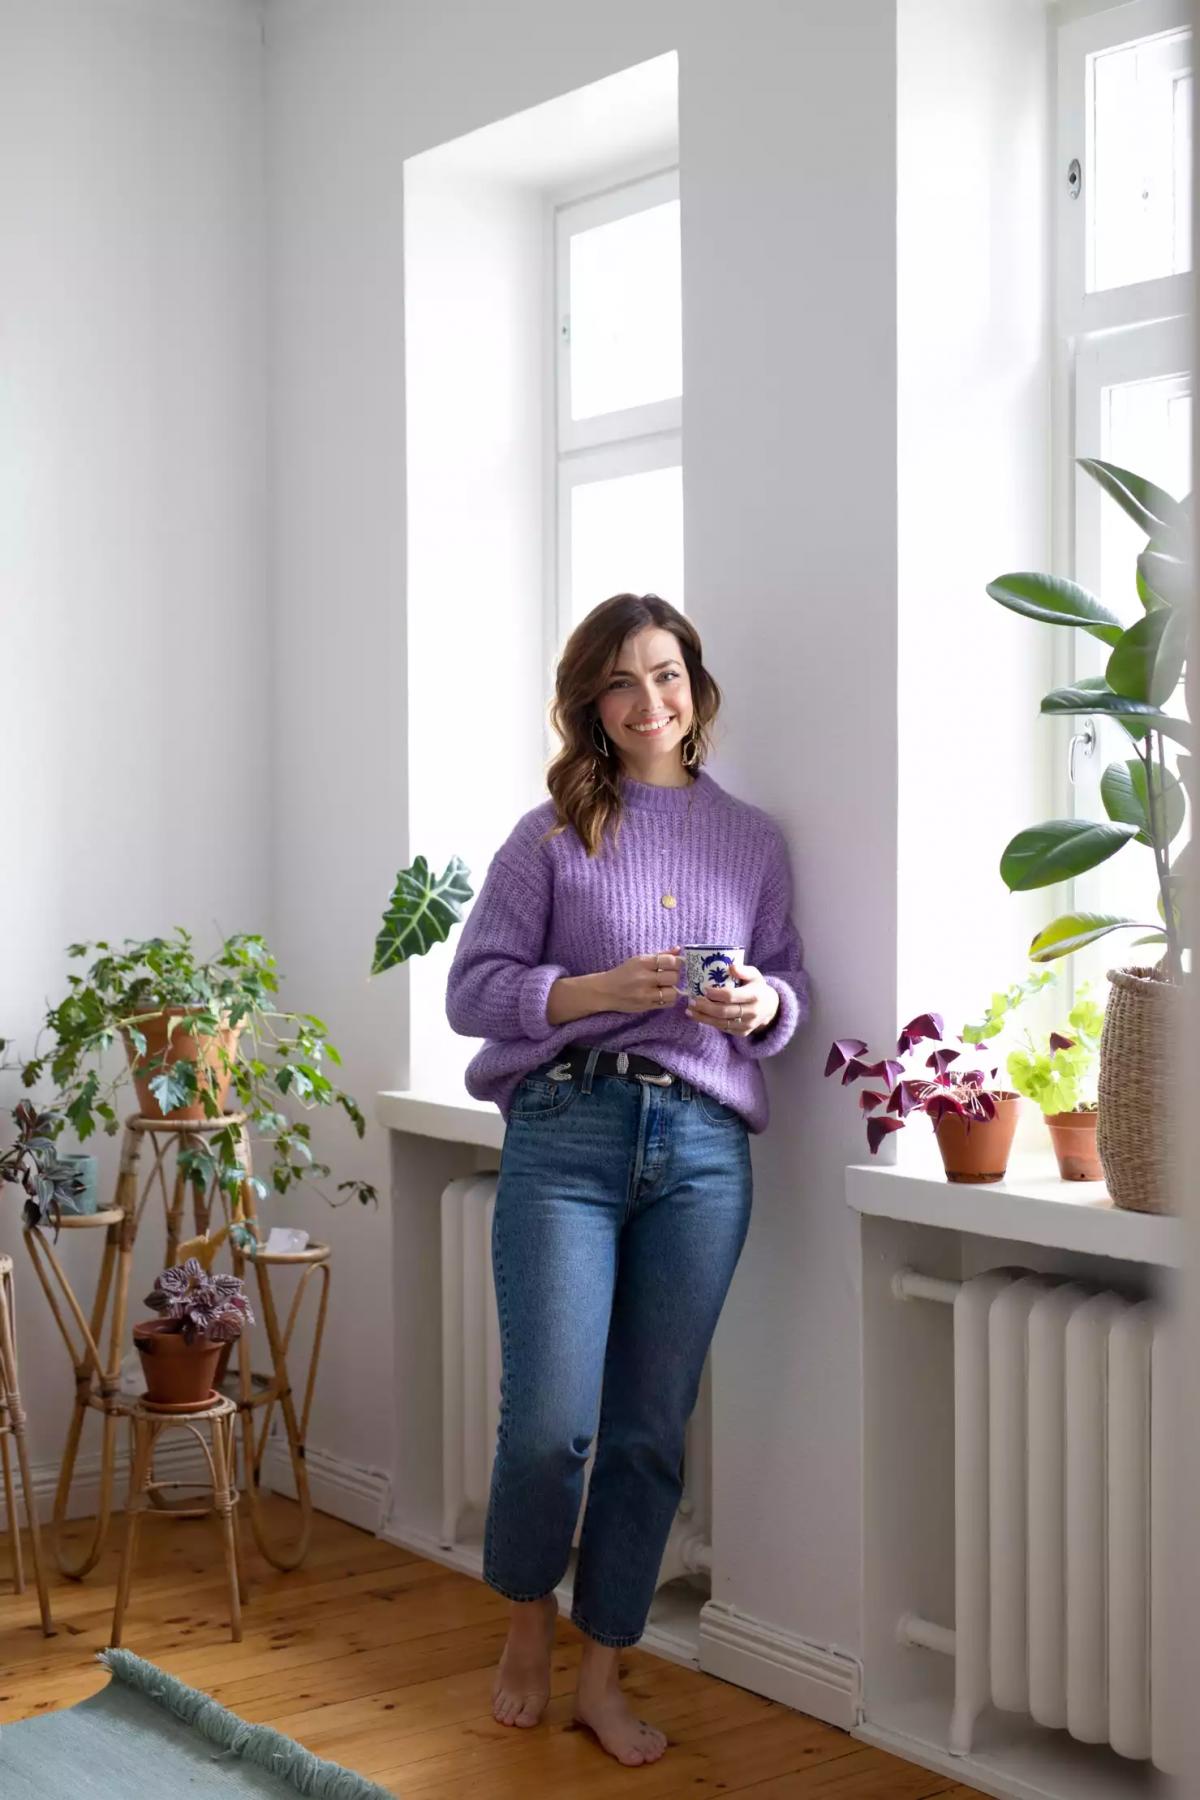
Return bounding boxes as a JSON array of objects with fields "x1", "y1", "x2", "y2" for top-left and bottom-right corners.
[{"x1": 580, "y1": 1046, "x2": 602, "y2": 1095}]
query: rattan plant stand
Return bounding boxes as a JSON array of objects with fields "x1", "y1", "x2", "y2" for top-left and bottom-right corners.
[
  {"x1": 111, "y1": 1393, "x2": 243, "y2": 1645},
  {"x1": 24, "y1": 1113, "x2": 332, "y2": 1578},
  {"x1": 0, "y1": 1253, "x2": 54, "y2": 1632}
]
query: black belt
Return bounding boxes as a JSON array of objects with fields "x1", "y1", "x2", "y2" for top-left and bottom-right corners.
[{"x1": 552, "y1": 1046, "x2": 674, "y2": 1084}]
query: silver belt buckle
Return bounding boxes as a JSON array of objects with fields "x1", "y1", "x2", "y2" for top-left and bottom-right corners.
[{"x1": 636, "y1": 1070, "x2": 673, "y2": 1086}]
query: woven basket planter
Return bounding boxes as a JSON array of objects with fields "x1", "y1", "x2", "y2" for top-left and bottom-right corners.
[{"x1": 1097, "y1": 965, "x2": 1183, "y2": 1215}]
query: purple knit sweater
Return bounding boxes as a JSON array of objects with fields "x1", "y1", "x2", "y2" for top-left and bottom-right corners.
[{"x1": 445, "y1": 771, "x2": 807, "y2": 1131}]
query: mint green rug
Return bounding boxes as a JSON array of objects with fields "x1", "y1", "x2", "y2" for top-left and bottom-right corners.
[{"x1": 0, "y1": 1649, "x2": 395, "y2": 1797}]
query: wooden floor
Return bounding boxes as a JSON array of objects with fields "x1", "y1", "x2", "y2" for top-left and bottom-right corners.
[{"x1": 1, "y1": 1502, "x2": 984, "y2": 1798}]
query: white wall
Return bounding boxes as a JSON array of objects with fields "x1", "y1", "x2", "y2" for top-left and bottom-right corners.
[
  {"x1": 0, "y1": 0, "x2": 267, "y2": 1469},
  {"x1": 264, "y1": 0, "x2": 900, "y2": 1666}
]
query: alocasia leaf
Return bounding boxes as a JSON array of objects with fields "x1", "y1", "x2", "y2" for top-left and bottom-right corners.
[{"x1": 371, "y1": 856, "x2": 474, "y2": 976}]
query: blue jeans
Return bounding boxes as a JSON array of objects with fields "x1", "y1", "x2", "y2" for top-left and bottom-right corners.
[{"x1": 482, "y1": 1048, "x2": 753, "y2": 1647}]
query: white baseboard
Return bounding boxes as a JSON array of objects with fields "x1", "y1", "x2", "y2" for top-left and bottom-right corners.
[
  {"x1": 3, "y1": 1435, "x2": 210, "y2": 1530},
  {"x1": 698, "y1": 1599, "x2": 862, "y2": 1729},
  {"x1": 3, "y1": 1437, "x2": 390, "y2": 1541},
  {"x1": 262, "y1": 1440, "x2": 391, "y2": 1536}
]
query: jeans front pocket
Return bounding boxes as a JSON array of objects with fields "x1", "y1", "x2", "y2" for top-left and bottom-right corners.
[
  {"x1": 509, "y1": 1074, "x2": 578, "y2": 1123},
  {"x1": 694, "y1": 1089, "x2": 745, "y2": 1128}
]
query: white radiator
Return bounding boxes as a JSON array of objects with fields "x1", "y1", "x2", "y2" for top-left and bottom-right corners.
[
  {"x1": 897, "y1": 1267, "x2": 1175, "y2": 1774},
  {"x1": 439, "y1": 1175, "x2": 712, "y2": 1589}
]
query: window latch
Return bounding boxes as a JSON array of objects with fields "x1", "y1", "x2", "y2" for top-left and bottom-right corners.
[{"x1": 1068, "y1": 718, "x2": 1097, "y2": 785}]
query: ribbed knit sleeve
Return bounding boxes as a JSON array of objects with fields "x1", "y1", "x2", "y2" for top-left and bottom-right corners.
[
  {"x1": 733, "y1": 832, "x2": 809, "y2": 1062},
  {"x1": 445, "y1": 841, "x2": 567, "y2": 1045}
]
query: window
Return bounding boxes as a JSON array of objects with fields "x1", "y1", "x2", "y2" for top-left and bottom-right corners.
[
  {"x1": 1056, "y1": 0, "x2": 1193, "y2": 988},
  {"x1": 553, "y1": 169, "x2": 683, "y2": 637}
]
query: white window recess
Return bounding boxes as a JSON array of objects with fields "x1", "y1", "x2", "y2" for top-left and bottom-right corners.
[
  {"x1": 1055, "y1": 0, "x2": 1193, "y2": 994},
  {"x1": 553, "y1": 167, "x2": 683, "y2": 640}
]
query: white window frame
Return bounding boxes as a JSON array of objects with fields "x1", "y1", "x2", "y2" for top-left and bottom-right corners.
[
  {"x1": 1054, "y1": 0, "x2": 1193, "y2": 982},
  {"x1": 1056, "y1": 0, "x2": 1192, "y2": 341},
  {"x1": 550, "y1": 164, "x2": 682, "y2": 647}
]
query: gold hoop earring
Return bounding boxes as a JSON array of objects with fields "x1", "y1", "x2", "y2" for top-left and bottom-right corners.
[
  {"x1": 591, "y1": 718, "x2": 610, "y2": 758},
  {"x1": 682, "y1": 724, "x2": 701, "y2": 769}
]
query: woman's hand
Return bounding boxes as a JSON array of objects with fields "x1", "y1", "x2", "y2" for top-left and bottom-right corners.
[
  {"x1": 686, "y1": 960, "x2": 779, "y2": 1038},
  {"x1": 600, "y1": 950, "x2": 684, "y2": 1015},
  {"x1": 546, "y1": 951, "x2": 682, "y2": 1027}
]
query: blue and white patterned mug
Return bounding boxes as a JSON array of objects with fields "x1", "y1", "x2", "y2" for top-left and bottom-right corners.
[{"x1": 682, "y1": 944, "x2": 744, "y2": 1000}]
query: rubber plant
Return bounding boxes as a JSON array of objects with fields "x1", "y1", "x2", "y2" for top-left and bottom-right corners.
[{"x1": 985, "y1": 459, "x2": 1192, "y2": 981}]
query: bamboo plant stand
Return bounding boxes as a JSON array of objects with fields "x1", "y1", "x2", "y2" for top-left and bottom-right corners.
[
  {"x1": 111, "y1": 1394, "x2": 243, "y2": 1646},
  {"x1": 0, "y1": 1254, "x2": 54, "y2": 1632},
  {"x1": 24, "y1": 1112, "x2": 332, "y2": 1578}
]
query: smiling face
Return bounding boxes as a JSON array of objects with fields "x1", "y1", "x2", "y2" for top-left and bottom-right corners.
[{"x1": 595, "y1": 625, "x2": 694, "y2": 782}]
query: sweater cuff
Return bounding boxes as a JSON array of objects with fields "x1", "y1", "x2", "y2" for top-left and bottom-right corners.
[
  {"x1": 734, "y1": 975, "x2": 805, "y2": 1060},
  {"x1": 519, "y1": 963, "x2": 570, "y2": 1041}
]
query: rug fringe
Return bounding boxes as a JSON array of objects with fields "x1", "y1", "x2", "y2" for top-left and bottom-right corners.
[{"x1": 98, "y1": 1649, "x2": 395, "y2": 1799}]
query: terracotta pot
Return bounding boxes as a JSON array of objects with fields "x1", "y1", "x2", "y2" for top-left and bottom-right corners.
[
  {"x1": 123, "y1": 1007, "x2": 241, "y2": 1122},
  {"x1": 133, "y1": 1319, "x2": 221, "y2": 1409},
  {"x1": 1045, "y1": 1109, "x2": 1103, "y2": 1182},
  {"x1": 934, "y1": 1094, "x2": 1020, "y2": 1184}
]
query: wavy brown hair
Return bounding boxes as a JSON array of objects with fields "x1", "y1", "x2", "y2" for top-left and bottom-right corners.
[{"x1": 546, "y1": 594, "x2": 721, "y2": 857}]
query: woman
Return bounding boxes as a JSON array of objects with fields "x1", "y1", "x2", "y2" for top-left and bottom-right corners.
[{"x1": 446, "y1": 592, "x2": 807, "y2": 1768}]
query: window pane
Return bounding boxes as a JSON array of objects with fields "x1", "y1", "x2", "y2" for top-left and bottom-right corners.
[
  {"x1": 570, "y1": 465, "x2": 683, "y2": 626},
  {"x1": 1089, "y1": 29, "x2": 1192, "y2": 292},
  {"x1": 1074, "y1": 372, "x2": 1191, "y2": 989},
  {"x1": 569, "y1": 201, "x2": 682, "y2": 420}
]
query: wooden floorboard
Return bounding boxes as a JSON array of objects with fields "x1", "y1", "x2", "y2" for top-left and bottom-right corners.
[{"x1": 0, "y1": 1503, "x2": 982, "y2": 1797}]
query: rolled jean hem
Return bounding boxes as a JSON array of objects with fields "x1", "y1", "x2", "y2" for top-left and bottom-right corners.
[
  {"x1": 570, "y1": 1607, "x2": 644, "y2": 1649},
  {"x1": 483, "y1": 1567, "x2": 562, "y2": 1605}
]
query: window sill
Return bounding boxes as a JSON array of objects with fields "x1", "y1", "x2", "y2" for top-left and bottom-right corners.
[
  {"x1": 846, "y1": 1153, "x2": 1184, "y2": 1269},
  {"x1": 376, "y1": 1089, "x2": 504, "y2": 1153}
]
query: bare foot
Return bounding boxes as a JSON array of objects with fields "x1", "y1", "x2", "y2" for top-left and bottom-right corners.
[
  {"x1": 573, "y1": 1668, "x2": 668, "y2": 1767},
  {"x1": 492, "y1": 1593, "x2": 558, "y2": 1727}
]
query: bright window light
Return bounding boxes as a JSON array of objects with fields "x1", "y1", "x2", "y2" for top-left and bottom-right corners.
[
  {"x1": 569, "y1": 465, "x2": 683, "y2": 627},
  {"x1": 1088, "y1": 28, "x2": 1192, "y2": 292},
  {"x1": 569, "y1": 200, "x2": 682, "y2": 420}
]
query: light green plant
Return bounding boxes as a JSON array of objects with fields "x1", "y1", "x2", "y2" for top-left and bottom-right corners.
[
  {"x1": 1006, "y1": 988, "x2": 1104, "y2": 1117},
  {"x1": 963, "y1": 970, "x2": 1103, "y2": 1115},
  {"x1": 962, "y1": 970, "x2": 1056, "y2": 1049}
]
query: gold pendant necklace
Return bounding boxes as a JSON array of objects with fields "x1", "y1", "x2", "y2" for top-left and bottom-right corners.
[{"x1": 660, "y1": 781, "x2": 695, "y2": 910}]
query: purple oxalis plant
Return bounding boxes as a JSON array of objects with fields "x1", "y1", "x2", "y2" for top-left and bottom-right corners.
[{"x1": 825, "y1": 1012, "x2": 1006, "y2": 1154}]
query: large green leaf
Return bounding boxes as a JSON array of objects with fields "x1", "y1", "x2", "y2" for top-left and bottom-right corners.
[
  {"x1": 1138, "y1": 548, "x2": 1191, "y2": 611},
  {"x1": 1000, "y1": 819, "x2": 1138, "y2": 891},
  {"x1": 1106, "y1": 607, "x2": 1189, "y2": 706},
  {"x1": 371, "y1": 855, "x2": 474, "y2": 976},
  {"x1": 1078, "y1": 458, "x2": 1188, "y2": 547},
  {"x1": 985, "y1": 573, "x2": 1123, "y2": 646},
  {"x1": 1040, "y1": 685, "x2": 1194, "y2": 748},
  {"x1": 1100, "y1": 759, "x2": 1186, "y2": 848},
  {"x1": 1028, "y1": 912, "x2": 1152, "y2": 963}
]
